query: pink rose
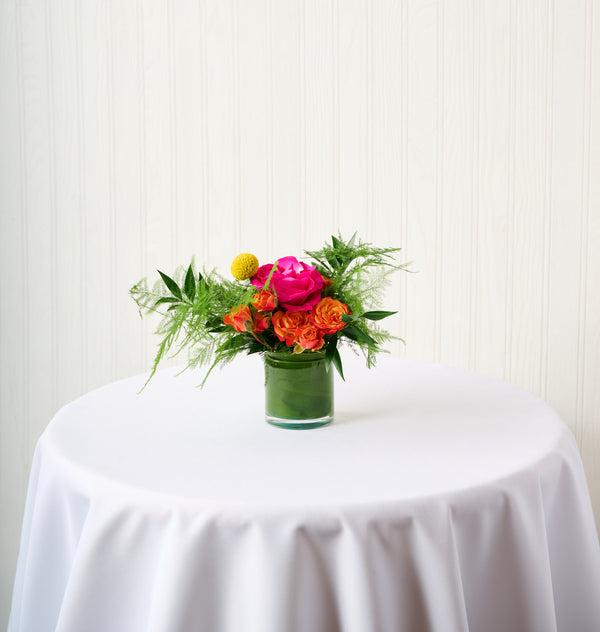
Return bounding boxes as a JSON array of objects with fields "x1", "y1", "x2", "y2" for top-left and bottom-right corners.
[{"x1": 251, "y1": 256, "x2": 324, "y2": 311}]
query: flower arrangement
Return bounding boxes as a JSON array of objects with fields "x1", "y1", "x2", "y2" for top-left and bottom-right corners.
[{"x1": 130, "y1": 234, "x2": 409, "y2": 388}]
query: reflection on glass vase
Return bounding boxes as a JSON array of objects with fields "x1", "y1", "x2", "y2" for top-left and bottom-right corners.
[{"x1": 264, "y1": 351, "x2": 334, "y2": 429}]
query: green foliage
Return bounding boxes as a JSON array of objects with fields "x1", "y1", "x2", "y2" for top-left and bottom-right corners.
[
  {"x1": 131, "y1": 234, "x2": 411, "y2": 387},
  {"x1": 305, "y1": 233, "x2": 411, "y2": 368},
  {"x1": 130, "y1": 263, "x2": 256, "y2": 389}
]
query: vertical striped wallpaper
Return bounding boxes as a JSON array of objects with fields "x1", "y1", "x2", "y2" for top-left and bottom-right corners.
[{"x1": 0, "y1": 0, "x2": 599, "y2": 623}]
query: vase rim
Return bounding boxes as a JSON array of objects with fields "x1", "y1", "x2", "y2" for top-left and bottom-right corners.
[{"x1": 265, "y1": 350, "x2": 327, "y2": 362}]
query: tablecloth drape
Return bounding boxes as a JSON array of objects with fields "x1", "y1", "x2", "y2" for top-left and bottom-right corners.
[{"x1": 9, "y1": 357, "x2": 600, "y2": 631}]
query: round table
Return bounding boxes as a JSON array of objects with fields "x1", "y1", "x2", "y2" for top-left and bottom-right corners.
[{"x1": 8, "y1": 357, "x2": 600, "y2": 631}]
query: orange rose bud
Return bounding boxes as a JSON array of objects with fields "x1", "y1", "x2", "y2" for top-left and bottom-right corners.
[
  {"x1": 272, "y1": 310, "x2": 309, "y2": 346},
  {"x1": 309, "y1": 297, "x2": 350, "y2": 335},
  {"x1": 253, "y1": 313, "x2": 270, "y2": 333},
  {"x1": 320, "y1": 274, "x2": 332, "y2": 287},
  {"x1": 296, "y1": 324, "x2": 325, "y2": 351},
  {"x1": 223, "y1": 304, "x2": 253, "y2": 333},
  {"x1": 251, "y1": 289, "x2": 277, "y2": 312}
]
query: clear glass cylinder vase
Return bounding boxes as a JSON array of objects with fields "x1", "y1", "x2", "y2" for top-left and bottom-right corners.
[{"x1": 264, "y1": 351, "x2": 334, "y2": 429}]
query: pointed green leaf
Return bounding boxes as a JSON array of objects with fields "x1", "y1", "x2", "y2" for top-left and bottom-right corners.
[
  {"x1": 154, "y1": 296, "x2": 180, "y2": 306},
  {"x1": 197, "y1": 272, "x2": 209, "y2": 291},
  {"x1": 184, "y1": 264, "x2": 196, "y2": 301},
  {"x1": 208, "y1": 324, "x2": 228, "y2": 333},
  {"x1": 324, "y1": 335, "x2": 337, "y2": 370},
  {"x1": 341, "y1": 313, "x2": 357, "y2": 323},
  {"x1": 341, "y1": 326, "x2": 359, "y2": 342},
  {"x1": 158, "y1": 270, "x2": 182, "y2": 300},
  {"x1": 343, "y1": 325, "x2": 379, "y2": 349},
  {"x1": 347, "y1": 232, "x2": 357, "y2": 248},
  {"x1": 362, "y1": 310, "x2": 397, "y2": 321},
  {"x1": 331, "y1": 235, "x2": 342, "y2": 248},
  {"x1": 332, "y1": 347, "x2": 345, "y2": 381},
  {"x1": 325, "y1": 252, "x2": 341, "y2": 269}
]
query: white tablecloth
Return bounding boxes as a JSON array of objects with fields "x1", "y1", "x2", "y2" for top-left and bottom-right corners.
[{"x1": 8, "y1": 356, "x2": 600, "y2": 631}]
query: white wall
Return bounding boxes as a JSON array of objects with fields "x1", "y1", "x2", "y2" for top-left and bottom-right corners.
[{"x1": 1, "y1": 0, "x2": 599, "y2": 625}]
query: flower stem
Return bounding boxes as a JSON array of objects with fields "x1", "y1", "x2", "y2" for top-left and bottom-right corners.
[{"x1": 251, "y1": 331, "x2": 273, "y2": 350}]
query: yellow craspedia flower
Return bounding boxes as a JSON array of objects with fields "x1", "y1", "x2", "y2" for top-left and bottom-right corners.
[{"x1": 231, "y1": 253, "x2": 259, "y2": 280}]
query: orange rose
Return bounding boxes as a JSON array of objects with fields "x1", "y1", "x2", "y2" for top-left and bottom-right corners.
[
  {"x1": 223, "y1": 304, "x2": 252, "y2": 333},
  {"x1": 296, "y1": 324, "x2": 325, "y2": 351},
  {"x1": 251, "y1": 289, "x2": 277, "y2": 312},
  {"x1": 320, "y1": 274, "x2": 332, "y2": 287},
  {"x1": 272, "y1": 310, "x2": 308, "y2": 346},
  {"x1": 309, "y1": 297, "x2": 350, "y2": 334},
  {"x1": 253, "y1": 313, "x2": 270, "y2": 333}
]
